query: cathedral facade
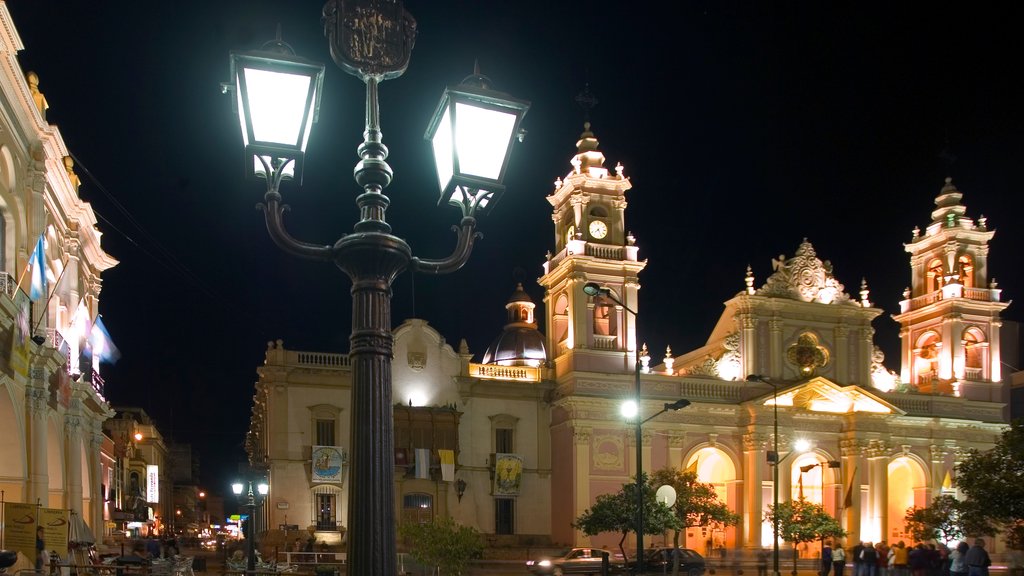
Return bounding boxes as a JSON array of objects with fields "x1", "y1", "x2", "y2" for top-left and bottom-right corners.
[
  {"x1": 247, "y1": 123, "x2": 1010, "y2": 556},
  {"x1": 0, "y1": 3, "x2": 118, "y2": 537}
]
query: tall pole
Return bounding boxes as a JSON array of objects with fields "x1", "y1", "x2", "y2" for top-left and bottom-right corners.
[
  {"x1": 246, "y1": 484, "x2": 256, "y2": 574},
  {"x1": 635, "y1": 355, "x2": 644, "y2": 575},
  {"x1": 772, "y1": 384, "x2": 779, "y2": 576}
]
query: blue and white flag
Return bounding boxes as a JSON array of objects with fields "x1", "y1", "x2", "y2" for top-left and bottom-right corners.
[
  {"x1": 88, "y1": 315, "x2": 121, "y2": 364},
  {"x1": 29, "y1": 235, "x2": 46, "y2": 301}
]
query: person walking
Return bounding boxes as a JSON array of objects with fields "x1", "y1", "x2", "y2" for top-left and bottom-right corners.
[
  {"x1": 949, "y1": 542, "x2": 969, "y2": 576},
  {"x1": 910, "y1": 544, "x2": 929, "y2": 576},
  {"x1": 834, "y1": 544, "x2": 847, "y2": 576},
  {"x1": 823, "y1": 542, "x2": 834, "y2": 576},
  {"x1": 963, "y1": 539, "x2": 991, "y2": 576}
]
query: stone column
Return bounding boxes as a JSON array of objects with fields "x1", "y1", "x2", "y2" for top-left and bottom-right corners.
[
  {"x1": 835, "y1": 324, "x2": 849, "y2": 384},
  {"x1": 573, "y1": 427, "x2": 592, "y2": 546},
  {"x1": 929, "y1": 445, "x2": 947, "y2": 501},
  {"x1": 840, "y1": 439, "x2": 864, "y2": 542},
  {"x1": 66, "y1": 412, "x2": 84, "y2": 513},
  {"x1": 769, "y1": 318, "x2": 784, "y2": 379},
  {"x1": 27, "y1": 365, "x2": 49, "y2": 506},
  {"x1": 742, "y1": 432, "x2": 769, "y2": 551},
  {"x1": 90, "y1": 425, "x2": 105, "y2": 537},
  {"x1": 741, "y1": 315, "x2": 758, "y2": 377},
  {"x1": 867, "y1": 440, "x2": 889, "y2": 545}
]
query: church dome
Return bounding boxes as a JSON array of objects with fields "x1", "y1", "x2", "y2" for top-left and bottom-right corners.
[{"x1": 481, "y1": 283, "x2": 547, "y2": 366}]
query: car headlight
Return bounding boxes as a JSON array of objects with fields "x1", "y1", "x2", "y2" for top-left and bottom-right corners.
[{"x1": 539, "y1": 560, "x2": 552, "y2": 567}]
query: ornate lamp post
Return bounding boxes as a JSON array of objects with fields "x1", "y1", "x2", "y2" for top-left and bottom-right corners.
[
  {"x1": 747, "y1": 374, "x2": 782, "y2": 576},
  {"x1": 583, "y1": 282, "x2": 690, "y2": 574},
  {"x1": 231, "y1": 479, "x2": 268, "y2": 573},
  {"x1": 227, "y1": 2, "x2": 529, "y2": 575}
]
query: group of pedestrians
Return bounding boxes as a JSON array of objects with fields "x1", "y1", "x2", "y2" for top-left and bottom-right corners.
[{"x1": 819, "y1": 539, "x2": 992, "y2": 576}]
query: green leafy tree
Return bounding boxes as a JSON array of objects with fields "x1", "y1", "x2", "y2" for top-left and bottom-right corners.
[
  {"x1": 766, "y1": 498, "x2": 845, "y2": 576},
  {"x1": 956, "y1": 421, "x2": 1024, "y2": 549},
  {"x1": 904, "y1": 495, "x2": 966, "y2": 545},
  {"x1": 574, "y1": 472, "x2": 678, "y2": 562},
  {"x1": 398, "y1": 516, "x2": 483, "y2": 576},
  {"x1": 649, "y1": 467, "x2": 740, "y2": 576}
]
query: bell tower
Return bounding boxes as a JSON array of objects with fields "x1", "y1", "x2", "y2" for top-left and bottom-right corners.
[
  {"x1": 538, "y1": 123, "x2": 646, "y2": 375},
  {"x1": 893, "y1": 177, "x2": 1009, "y2": 399}
]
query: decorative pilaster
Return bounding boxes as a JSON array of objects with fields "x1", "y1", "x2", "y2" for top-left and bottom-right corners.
[
  {"x1": 835, "y1": 323, "x2": 849, "y2": 384},
  {"x1": 866, "y1": 440, "x2": 889, "y2": 544},
  {"x1": 742, "y1": 432, "x2": 770, "y2": 551},
  {"x1": 65, "y1": 412, "x2": 83, "y2": 513},
  {"x1": 769, "y1": 317, "x2": 784, "y2": 378},
  {"x1": 840, "y1": 438, "x2": 866, "y2": 541},
  {"x1": 573, "y1": 426, "x2": 591, "y2": 546},
  {"x1": 27, "y1": 365, "x2": 49, "y2": 506}
]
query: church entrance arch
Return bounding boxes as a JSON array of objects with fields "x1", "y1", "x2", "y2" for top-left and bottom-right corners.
[
  {"x1": 684, "y1": 447, "x2": 737, "y2": 553},
  {"x1": 887, "y1": 456, "x2": 927, "y2": 545}
]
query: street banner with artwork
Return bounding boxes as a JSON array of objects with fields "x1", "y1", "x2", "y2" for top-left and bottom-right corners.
[
  {"x1": 40, "y1": 507, "x2": 69, "y2": 557},
  {"x1": 311, "y1": 446, "x2": 344, "y2": 483},
  {"x1": 493, "y1": 453, "x2": 523, "y2": 496},
  {"x1": 3, "y1": 502, "x2": 37, "y2": 562}
]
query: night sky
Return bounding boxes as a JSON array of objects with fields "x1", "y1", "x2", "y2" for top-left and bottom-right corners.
[{"x1": 6, "y1": 1, "x2": 1023, "y2": 495}]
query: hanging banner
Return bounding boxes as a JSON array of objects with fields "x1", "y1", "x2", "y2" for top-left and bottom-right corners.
[
  {"x1": 311, "y1": 446, "x2": 344, "y2": 483},
  {"x1": 493, "y1": 453, "x2": 523, "y2": 496},
  {"x1": 40, "y1": 508, "x2": 70, "y2": 557},
  {"x1": 3, "y1": 502, "x2": 37, "y2": 562},
  {"x1": 438, "y1": 449, "x2": 455, "y2": 482},
  {"x1": 8, "y1": 293, "x2": 30, "y2": 376}
]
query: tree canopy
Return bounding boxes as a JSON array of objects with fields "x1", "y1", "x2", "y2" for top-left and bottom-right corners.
[
  {"x1": 766, "y1": 498, "x2": 846, "y2": 576},
  {"x1": 398, "y1": 516, "x2": 483, "y2": 576},
  {"x1": 573, "y1": 472, "x2": 677, "y2": 561},
  {"x1": 956, "y1": 421, "x2": 1024, "y2": 549},
  {"x1": 904, "y1": 494, "x2": 967, "y2": 546}
]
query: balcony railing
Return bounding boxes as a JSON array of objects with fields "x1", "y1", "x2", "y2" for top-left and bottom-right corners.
[
  {"x1": 592, "y1": 335, "x2": 618, "y2": 350},
  {"x1": 906, "y1": 286, "x2": 999, "y2": 312},
  {"x1": 0, "y1": 271, "x2": 15, "y2": 298},
  {"x1": 470, "y1": 363, "x2": 541, "y2": 382}
]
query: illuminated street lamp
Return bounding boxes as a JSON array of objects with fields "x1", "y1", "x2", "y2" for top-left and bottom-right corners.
[
  {"x1": 227, "y1": 2, "x2": 528, "y2": 575},
  {"x1": 746, "y1": 375, "x2": 815, "y2": 576},
  {"x1": 231, "y1": 479, "x2": 269, "y2": 573},
  {"x1": 584, "y1": 281, "x2": 690, "y2": 574}
]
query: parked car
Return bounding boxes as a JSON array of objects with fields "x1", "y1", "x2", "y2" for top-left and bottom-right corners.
[
  {"x1": 625, "y1": 547, "x2": 706, "y2": 576},
  {"x1": 526, "y1": 547, "x2": 626, "y2": 575}
]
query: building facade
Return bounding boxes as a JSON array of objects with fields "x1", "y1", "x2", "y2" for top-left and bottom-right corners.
[
  {"x1": 246, "y1": 124, "x2": 1010, "y2": 555},
  {"x1": 0, "y1": 2, "x2": 117, "y2": 538}
]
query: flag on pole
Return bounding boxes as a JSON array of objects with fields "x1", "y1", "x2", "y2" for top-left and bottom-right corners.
[
  {"x1": 684, "y1": 457, "x2": 699, "y2": 475},
  {"x1": 414, "y1": 448, "x2": 431, "y2": 480},
  {"x1": 29, "y1": 234, "x2": 46, "y2": 301},
  {"x1": 439, "y1": 449, "x2": 455, "y2": 482},
  {"x1": 843, "y1": 467, "x2": 857, "y2": 509},
  {"x1": 88, "y1": 315, "x2": 121, "y2": 364}
]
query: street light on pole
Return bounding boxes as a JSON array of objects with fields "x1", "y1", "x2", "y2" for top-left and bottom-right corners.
[
  {"x1": 583, "y1": 282, "x2": 690, "y2": 574},
  {"x1": 226, "y1": 3, "x2": 529, "y2": 575},
  {"x1": 231, "y1": 479, "x2": 269, "y2": 573},
  {"x1": 746, "y1": 374, "x2": 781, "y2": 576}
]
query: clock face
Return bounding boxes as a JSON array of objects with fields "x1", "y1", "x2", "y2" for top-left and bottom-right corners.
[{"x1": 589, "y1": 220, "x2": 608, "y2": 239}]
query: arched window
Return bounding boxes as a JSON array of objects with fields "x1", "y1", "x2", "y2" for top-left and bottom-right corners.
[
  {"x1": 963, "y1": 327, "x2": 986, "y2": 374},
  {"x1": 958, "y1": 255, "x2": 974, "y2": 288},
  {"x1": 927, "y1": 259, "x2": 944, "y2": 292},
  {"x1": 592, "y1": 294, "x2": 617, "y2": 337},
  {"x1": 553, "y1": 293, "x2": 569, "y2": 343},
  {"x1": 915, "y1": 331, "x2": 941, "y2": 385}
]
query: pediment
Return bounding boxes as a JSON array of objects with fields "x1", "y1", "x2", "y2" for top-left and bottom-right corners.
[{"x1": 760, "y1": 376, "x2": 903, "y2": 415}]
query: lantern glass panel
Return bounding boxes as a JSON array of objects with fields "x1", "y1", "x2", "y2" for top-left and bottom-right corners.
[
  {"x1": 430, "y1": 104, "x2": 454, "y2": 192},
  {"x1": 453, "y1": 102, "x2": 516, "y2": 180},
  {"x1": 242, "y1": 67, "x2": 313, "y2": 147}
]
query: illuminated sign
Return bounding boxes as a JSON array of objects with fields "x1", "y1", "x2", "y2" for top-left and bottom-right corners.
[{"x1": 146, "y1": 465, "x2": 159, "y2": 503}]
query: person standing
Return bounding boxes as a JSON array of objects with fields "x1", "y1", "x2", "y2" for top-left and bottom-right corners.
[
  {"x1": 963, "y1": 539, "x2": 991, "y2": 576},
  {"x1": 853, "y1": 542, "x2": 866, "y2": 576},
  {"x1": 862, "y1": 543, "x2": 879, "y2": 576},
  {"x1": 894, "y1": 542, "x2": 909, "y2": 576},
  {"x1": 949, "y1": 542, "x2": 969, "y2": 576},
  {"x1": 822, "y1": 542, "x2": 834, "y2": 576},
  {"x1": 757, "y1": 548, "x2": 768, "y2": 576},
  {"x1": 834, "y1": 544, "x2": 847, "y2": 576},
  {"x1": 35, "y1": 526, "x2": 45, "y2": 571}
]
